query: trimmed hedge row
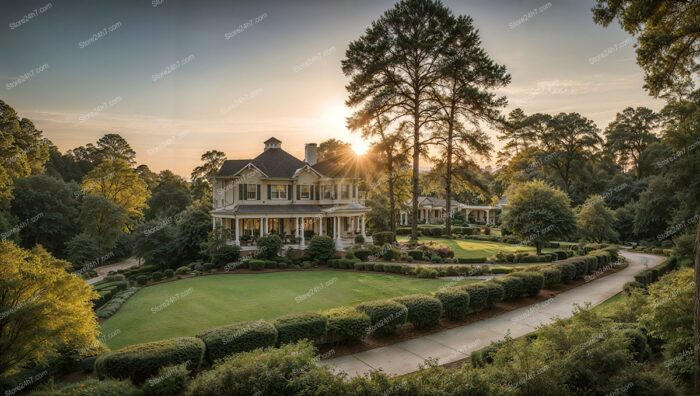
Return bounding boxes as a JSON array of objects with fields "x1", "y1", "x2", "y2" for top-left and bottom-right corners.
[
  {"x1": 197, "y1": 320, "x2": 278, "y2": 363},
  {"x1": 635, "y1": 257, "x2": 677, "y2": 287},
  {"x1": 273, "y1": 312, "x2": 327, "y2": 346},
  {"x1": 357, "y1": 300, "x2": 408, "y2": 336},
  {"x1": 324, "y1": 307, "x2": 371, "y2": 343},
  {"x1": 435, "y1": 287, "x2": 470, "y2": 321},
  {"x1": 95, "y1": 337, "x2": 205, "y2": 384},
  {"x1": 391, "y1": 294, "x2": 443, "y2": 329}
]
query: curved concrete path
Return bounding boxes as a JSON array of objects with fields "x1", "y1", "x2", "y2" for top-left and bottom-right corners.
[
  {"x1": 323, "y1": 251, "x2": 664, "y2": 378},
  {"x1": 87, "y1": 257, "x2": 139, "y2": 284}
]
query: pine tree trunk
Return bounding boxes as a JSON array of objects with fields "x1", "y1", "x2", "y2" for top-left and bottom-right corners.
[
  {"x1": 410, "y1": 107, "x2": 420, "y2": 243},
  {"x1": 388, "y1": 153, "x2": 396, "y2": 233},
  {"x1": 694, "y1": 220, "x2": 700, "y2": 395},
  {"x1": 445, "y1": 122, "x2": 453, "y2": 236}
]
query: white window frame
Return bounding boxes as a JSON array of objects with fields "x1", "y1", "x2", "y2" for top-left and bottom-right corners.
[
  {"x1": 300, "y1": 184, "x2": 311, "y2": 199},
  {"x1": 271, "y1": 184, "x2": 287, "y2": 200},
  {"x1": 246, "y1": 184, "x2": 257, "y2": 200},
  {"x1": 322, "y1": 185, "x2": 332, "y2": 200},
  {"x1": 341, "y1": 184, "x2": 350, "y2": 199}
]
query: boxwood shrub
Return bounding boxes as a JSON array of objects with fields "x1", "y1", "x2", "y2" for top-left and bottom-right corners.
[
  {"x1": 323, "y1": 307, "x2": 371, "y2": 343},
  {"x1": 555, "y1": 262, "x2": 577, "y2": 282},
  {"x1": 273, "y1": 312, "x2": 327, "y2": 345},
  {"x1": 434, "y1": 287, "x2": 470, "y2": 321},
  {"x1": 461, "y1": 284, "x2": 488, "y2": 312},
  {"x1": 510, "y1": 272, "x2": 544, "y2": 297},
  {"x1": 407, "y1": 250, "x2": 425, "y2": 260},
  {"x1": 356, "y1": 300, "x2": 408, "y2": 336},
  {"x1": 494, "y1": 276, "x2": 524, "y2": 300},
  {"x1": 249, "y1": 260, "x2": 265, "y2": 271},
  {"x1": 353, "y1": 249, "x2": 371, "y2": 261},
  {"x1": 383, "y1": 263, "x2": 405, "y2": 273},
  {"x1": 197, "y1": 320, "x2": 277, "y2": 363},
  {"x1": 142, "y1": 363, "x2": 190, "y2": 396},
  {"x1": 482, "y1": 281, "x2": 505, "y2": 307},
  {"x1": 541, "y1": 268, "x2": 562, "y2": 288},
  {"x1": 571, "y1": 258, "x2": 588, "y2": 278},
  {"x1": 372, "y1": 231, "x2": 395, "y2": 245},
  {"x1": 29, "y1": 379, "x2": 142, "y2": 396},
  {"x1": 392, "y1": 294, "x2": 443, "y2": 329},
  {"x1": 95, "y1": 337, "x2": 204, "y2": 384},
  {"x1": 371, "y1": 262, "x2": 384, "y2": 272}
]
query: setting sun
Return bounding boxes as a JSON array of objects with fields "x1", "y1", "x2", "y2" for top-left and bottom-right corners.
[{"x1": 351, "y1": 139, "x2": 369, "y2": 155}]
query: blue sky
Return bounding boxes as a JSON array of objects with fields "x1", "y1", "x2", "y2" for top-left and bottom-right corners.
[{"x1": 1, "y1": 0, "x2": 661, "y2": 176}]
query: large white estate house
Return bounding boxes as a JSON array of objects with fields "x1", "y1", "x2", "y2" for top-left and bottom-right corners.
[
  {"x1": 398, "y1": 196, "x2": 504, "y2": 226},
  {"x1": 211, "y1": 138, "x2": 370, "y2": 249}
]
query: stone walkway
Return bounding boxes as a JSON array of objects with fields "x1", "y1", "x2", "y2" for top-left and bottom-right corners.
[
  {"x1": 87, "y1": 257, "x2": 140, "y2": 284},
  {"x1": 323, "y1": 250, "x2": 664, "y2": 377}
]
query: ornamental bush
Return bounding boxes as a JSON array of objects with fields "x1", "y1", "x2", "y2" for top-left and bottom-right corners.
[
  {"x1": 571, "y1": 258, "x2": 588, "y2": 278},
  {"x1": 256, "y1": 234, "x2": 283, "y2": 259},
  {"x1": 541, "y1": 268, "x2": 562, "y2": 288},
  {"x1": 494, "y1": 276, "x2": 525, "y2": 300},
  {"x1": 353, "y1": 249, "x2": 371, "y2": 261},
  {"x1": 482, "y1": 281, "x2": 505, "y2": 307},
  {"x1": 462, "y1": 284, "x2": 489, "y2": 312},
  {"x1": 29, "y1": 379, "x2": 142, "y2": 396},
  {"x1": 323, "y1": 307, "x2": 371, "y2": 343},
  {"x1": 95, "y1": 337, "x2": 204, "y2": 384},
  {"x1": 175, "y1": 266, "x2": 190, "y2": 275},
  {"x1": 392, "y1": 294, "x2": 443, "y2": 329},
  {"x1": 307, "y1": 235, "x2": 336, "y2": 263},
  {"x1": 407, "y1": 250, "x2": 424, "y2": 260},
  {"x1": 372, "y1": 231, "x2": 395, "y2": 245},
  {"x1": 163, "y1": 269, "x2": 174, "y2": 278},
  {"x1": 356, "y1": 300, "x2": 408, "y2": 336},
  {"x1": 142, "y1": 363, "x2": 190, "y2": 396},
  {"x1": 249, "y1": 260, "x2": 265, "y2": 271},
  {"x1": 383, "y1": 263, "x2": 405, "y2": 273},
  {"x1": 273, "y1": 312, "x2": 327, "y2": 345},
  {"x1": 211, "y1": 245, "x2": 241, "y2": 267},
  {"x1": 196, "y1": 320, "x2": 277, "y2": 363},
  {"x1": 435, "y1": 287, "x2": 470, "y2": 321},
  {"x1": 556, "y1": 262, "x2": 577, "y2": 282},
  {"x1": 510, "y1": 272, "x2": 544, "y2": 297}
]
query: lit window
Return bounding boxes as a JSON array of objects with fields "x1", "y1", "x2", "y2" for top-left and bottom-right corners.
[
  {"x1": 272, "y1": 184, "x2": 287, "y2": 199},
  {"x1": 341, "y1": 184, "x2": 350, "y2": 199},
  {"x1": 300, "y1": 185, "x2": 311, "y2": 199},
  {"x1": 247, "y1": 184, "x2": 257, "y2": 200}
]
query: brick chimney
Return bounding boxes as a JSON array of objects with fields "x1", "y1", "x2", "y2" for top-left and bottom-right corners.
[{"x1": 304, "y1": 143, "x2": 317, "y2": 165}]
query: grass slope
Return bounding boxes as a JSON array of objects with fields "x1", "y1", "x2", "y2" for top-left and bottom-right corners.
[{"x1": 101, "y1": 271, "x2": 457, "y2": 349}]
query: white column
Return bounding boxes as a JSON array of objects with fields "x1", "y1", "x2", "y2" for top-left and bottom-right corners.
[
  {"x1": 486, "y1": 210, "x2": 490, "y2": 225},
  {"x1": 295, "y1": 217, "x2": 299, "y2": 239},
  {"x1": 259, "y1": 217, "x2": 264, "y2": 237},
  {"x1": 235, "y1": 218, "x2": 240, "y2": 245},
  {"x1": 351, "y1": 217, "x2": 356, "y2": 235},
  {"x1": 335, "y1": 217, "x2": 340, "y2": 240},
  {"x1": 319, "y1": 217, "x2": 323, "y2": 235},
  {"x1": 300, "y1": 216, "x2": 305, "y2": 245},
  {"x1": 361, "y1": 214, "x2": 366, "y2": 238}
]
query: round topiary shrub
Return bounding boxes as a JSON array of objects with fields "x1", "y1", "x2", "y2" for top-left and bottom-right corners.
[
  {"x1": 353, "y1": 249, "x2": 371, "y2": 261},
  {"x1": 136, "y1": 275, "x2": 149, "y2": 285},
  {"x1": 392, "y1": 294, "x2": 443, "y2": 329},
  {"x1": 541, "y1": 267, "x2": 562, "y2": 288},
  {"x1": 571, "y1": 258, "x2": 588, "y2": 278},
  {"x1": 356, "y1": 300, "x2": 408, "y2": 336},
  {"x1": 212, "y1": 245, "x2": 241, "y2": 267},
  {"x1": 435, "y1": 287, "x2": 470, "y2": 321},
  {"x1": 256, "y1": 234, "x2": 283, "y2": 259},
  {"x1": 482, "y1": 281, "x2": 505, "y2": 307},
  {"x1": 407, "y1": 250, "x2": 424, "y2": 261},
  {"x1": 273, "y1": 312, "x2": 327, "y2": 345},
  {"x1": 354, "y1": 235, "x2": 365, "y2": 244},
  {"x1": 372, "y1": 231, "x2": 396, "y2": 245},
  {"x1": 151, "y1": 271, "x2": 164, "y2": 281},
  {"x1": 249, "y1": 259, "x2": 265, "y2": 271},
  {"x1": 323, "y1": 307, "x2": 371, "y2": 343},
  {"x1": 556, "y1": 262, "x2": 577, "y2": 282},
  {"x1": 307, "y1": 235, "x2": 336, "y2": 264},
  {"x1": 94, "y1": 336, "x2": 204, "y2": 384},
  {"x1": 175, "y1": 266, "x2": 190, "y2": 275},
  {"x1": 494, "y1": 276, "x2": 525, "y2": 300},
  {"x1": 461, "y1": 284, "x2": 489, "y2": 312},
  {"x1": 202, "y1": 263, "x2": 215, "y2": 272},
  {"x1": 510, "y1": 272, "x2": 544, "y2": 297},
  {"x1": 197, "y1": 320, "x2": 277, "y2": 363}
]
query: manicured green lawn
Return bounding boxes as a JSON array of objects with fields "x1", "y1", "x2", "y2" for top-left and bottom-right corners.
[
  {"x1": 397, "y1": 236, "x2": 537, "y2": 259},
  {"x1": 101, "y1": 271, "x2": 459, "y2": 350}
]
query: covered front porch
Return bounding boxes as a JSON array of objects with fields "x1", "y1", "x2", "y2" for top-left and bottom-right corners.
[{"x1": 211, "y1": 204, "x2": 369, "y2": 250}]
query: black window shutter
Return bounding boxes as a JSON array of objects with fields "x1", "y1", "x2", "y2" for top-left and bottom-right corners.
[
  {"x1": 352, "y1": 184, "x2": 356, "y2": 198},
  {"x1": 288, "y1": 185, "x2": 292, "y2": 200},
  {"x1": 257, "y1": 184, "x2": 261, "y2": 200},
  {"x1": 296, "y1": 185, "x2": 300, "y2": 200},
  {"x1": 334, "y1": 184, "x2": 338, "y2": 199},
  {"x1": 239, "y1": 184, "x2": 244, "y2": 200},
  {"x1": 315, "y1": 185, "x2": 319, "y2": 200},
  {"x1": 267, "y1": 184, "x2": 271, "y2": 200}
]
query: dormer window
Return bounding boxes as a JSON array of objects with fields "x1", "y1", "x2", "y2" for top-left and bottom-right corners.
[{"x1": 299, "y1": 185, "x2": 311, "y2": 199}]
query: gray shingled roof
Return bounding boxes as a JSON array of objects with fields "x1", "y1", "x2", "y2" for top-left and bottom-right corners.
[{"x1": 216, "y1": 148, "x2": 306, "y2": 178}]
